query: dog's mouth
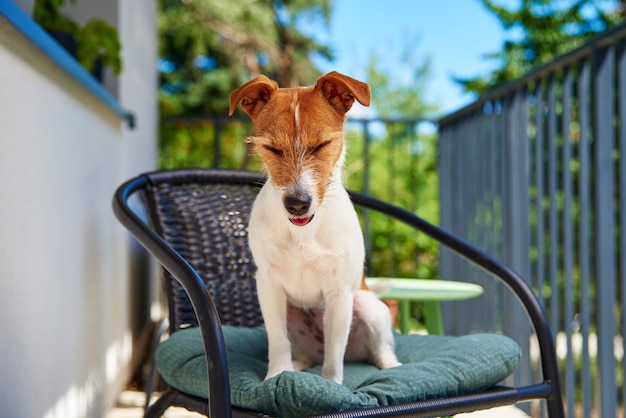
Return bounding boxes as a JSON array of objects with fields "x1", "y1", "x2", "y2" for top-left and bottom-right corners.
[{"x1": 289, "y1": 214, "x2": 315, "y2": 226}]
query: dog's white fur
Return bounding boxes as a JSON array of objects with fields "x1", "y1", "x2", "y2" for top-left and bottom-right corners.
[
  {"x1": 249, "y1": 166, "x2": 364, "y2": 381},
  {"x1": 230, "y1": 72, "x2": 400, "y2": 383}
]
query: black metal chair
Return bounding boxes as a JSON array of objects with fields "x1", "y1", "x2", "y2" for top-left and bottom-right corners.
[{"x1": 112, "y1": 168, "x2": 564, "y2": 418}]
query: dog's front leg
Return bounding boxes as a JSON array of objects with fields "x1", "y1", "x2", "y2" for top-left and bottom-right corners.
[
  {"x1": 321, "y1": 288, "x2": 353, "y2": 383},
  {"x1": 257, "y1": 271, "x2": 294, "y2": 380}
]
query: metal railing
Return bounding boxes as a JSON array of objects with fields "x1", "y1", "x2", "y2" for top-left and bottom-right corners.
[{"x1": 438, "y1": 23, "x2": 626, "y2": 418}]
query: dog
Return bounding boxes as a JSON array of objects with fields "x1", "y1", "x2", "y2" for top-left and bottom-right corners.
[{"x1": 229, "y1": 71, "x2": 401, "y2": 384}]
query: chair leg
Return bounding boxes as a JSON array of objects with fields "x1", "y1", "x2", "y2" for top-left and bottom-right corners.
[
  {"x1": 144, "y1": 318, "x2": 169, "y2": 416},
  {"x1": 145, "y1": 388, "x2": 178, "y2": 418},
  {"x1": 546, "y1": 393, "x2": 566, "y2": 418}
]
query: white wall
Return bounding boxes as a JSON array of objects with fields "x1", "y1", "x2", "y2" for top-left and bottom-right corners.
[{"x1": 0, "y1": 1, "x2": 157, "y2": 417}]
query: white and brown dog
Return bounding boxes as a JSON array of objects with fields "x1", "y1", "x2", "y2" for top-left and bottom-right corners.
[{"x1": 229, "y1": 71, "x2": 400, "y2": 384}]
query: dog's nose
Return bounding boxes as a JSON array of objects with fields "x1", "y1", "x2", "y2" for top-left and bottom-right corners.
[{"x1": 284, "y1": 194, "x2": 311, "y2": 216}]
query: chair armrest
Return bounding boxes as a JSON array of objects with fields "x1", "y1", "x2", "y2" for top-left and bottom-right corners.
[
  {"x1": 112, "y1": 175, "x2": 232, "y2": 418},
  {"x1": 348, "y1": 190, "x2": 562, "y2": 397}
]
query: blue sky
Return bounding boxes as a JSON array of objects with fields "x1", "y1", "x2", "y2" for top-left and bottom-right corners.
[{"x1": 312, "y1": 0, "x2": 518, "y2": 116}]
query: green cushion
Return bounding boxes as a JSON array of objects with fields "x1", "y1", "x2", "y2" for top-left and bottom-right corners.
[{"x1": 155, "y1": 326, "x2": 520, "y2": 417}]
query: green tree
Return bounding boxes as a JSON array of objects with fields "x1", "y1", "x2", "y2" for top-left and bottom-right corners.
[
  {"x1": 158, "y1": 0, "x2": 332, "y2": 116},
  {"x1": 158, "y1": 0, "x2": 332, "y2": 169},
  {"x1": 366, "y1": 47, "x2": 438, "y2": 119},
  {"x1": 456, "y1": 0, "x2": 624, "y2": 95},
  {"x1": 344, "y1": 48, "x2": 440, "y2": 284}
]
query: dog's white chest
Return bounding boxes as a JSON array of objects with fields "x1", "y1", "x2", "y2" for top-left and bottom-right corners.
[
  {"x1": 248, "y1": 183, "x2": 365, "y2": 307},
  {"x1": 262, "y1": 233, "x2": 346, "y2": 306}
]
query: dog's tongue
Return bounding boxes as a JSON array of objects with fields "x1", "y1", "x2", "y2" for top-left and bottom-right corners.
[{"x1": 289, "y1": 215, "x2": 314, "y2": 226}]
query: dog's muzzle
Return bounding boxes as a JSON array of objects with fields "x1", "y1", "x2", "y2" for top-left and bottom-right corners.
[
  {"x1": 284, "y1": 194, "x2": 311, "y2": 216},
  {"x1": 284, "y1": 194, "x2": 314, "y2": 226}
]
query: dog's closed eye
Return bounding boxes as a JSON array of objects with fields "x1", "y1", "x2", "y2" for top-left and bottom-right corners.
[
  {"x1": 263, "y1": 145, "x2": 284, "y2": 156},
  {"x1": 310, "y1": 140, "x2": 332, "y2": 155}
]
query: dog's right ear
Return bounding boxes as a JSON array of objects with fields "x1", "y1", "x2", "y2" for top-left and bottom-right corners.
[{"x1": 229, "y1": 75, "x2": 279, "y2": 121}]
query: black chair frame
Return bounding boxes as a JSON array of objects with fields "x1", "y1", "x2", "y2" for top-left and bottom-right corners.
[{"x1": 112, "y1": 168, "x2": 564, "y2": 418}]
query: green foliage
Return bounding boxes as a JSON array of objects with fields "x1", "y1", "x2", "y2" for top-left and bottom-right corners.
[
  {"x1": 77, "y1": 19, "x2": 122, "y2": 74},
  {"x1": 158, "y1": 0, "x2": 334, "y2": 171},
  {"x1": 345, "y1": 125, "x2": 440, "y2": 281},
  {"x1": 159, "y1": 119, "x2": 260, "y2": 170},
  {"x1": 456, "y1": 0, "x2": 624, "y2": 95},
  {"x1": 343, "y1": 47, "x2": 440, "y2": 282},
  {"x1": 366, "y1": 45, "x2": 438, "y2": 119},
  {"x1": 33, "y1": 0, "x2": 123, "y2": 75},
  {"x1": 33, "y1": 0, "x2": 79, "y2": 34},
  {"x1": 158, "y1": 0, "x2": 332, "y2": 118}
]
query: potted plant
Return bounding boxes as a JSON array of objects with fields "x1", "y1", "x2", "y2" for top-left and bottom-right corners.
[
  {"x1": 33, "y1": 0, "x2": 122, "y2": 79},
  {"x1": 76, "y1": 19, "x2": 122, "y2": 77}
]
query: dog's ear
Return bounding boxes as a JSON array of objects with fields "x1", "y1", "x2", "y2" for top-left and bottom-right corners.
[
  {"x1": 229, "y1": 75, "x2": 279, "y2": 120},
  {"x1": 315, "y1": 71, "x2": 371, "y2": 115}
]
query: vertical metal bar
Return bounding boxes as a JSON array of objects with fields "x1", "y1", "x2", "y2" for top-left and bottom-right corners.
[
  {"x1": 477, "y1": 110, "x2": 485, "y2": 245},
  {"x1": 469, "y1": 114, "x2": 479, "y2": 245},
  {"x1": 480, "y1": 106, "x2": 491, "y2": 249},
  {"x1": 488, "y1": 104, "x2": 499, "y2": 259},
  {"x1": 493, "y1": 104, "x2": 504, "y2": 262},
  {"x1": 505, "y1": 88, "x2": 533, "y2": 391},
  {"x1": 577, "y1": 57, "x2": 593, "y2": 418},
  {"x1": 482, "y1": 108, "x2": 494, "y2": 331},
  {"x1": 618, "y1": 38, "x2": 626, "y2": 417},
  {"x1": 477, "y1": 110, "x2": 494, "y2": 331},
  {"x1": 439, "y1": 120, "x2": 457, "y2": 333},
  {"x1": 441, "y1": 120, "x2": 462, "y2": 333},
  {"x1": 534, "y1": 81, "x2": 545, "y2": 311},
  {"x1": 474, "y1": 111, "x2": 487, "y2": 330},
  {"x1": 593, "y1": 45, "x2": 617, "y2": 418},
  {"x1": 490, "y1": 107, "x2": 505, "y2": 331},
  {"x1": 532, "y1": 82, "x2": 548, "y2": 411},
  {"x1": 456, "y1": 119, "x2": 464, "y2": 249},
  {"x1": 480, "y1": 110, "x2": 490, "y2": 252},
  {"x1": 528, "y1": 86, "x2": 537, "y2": 302},
  {"x1": 466, "y1": 115, "x2": 476, "y2": 244},
  {"x1": 561, "y1": 66, "x2": 575, "y2": 417},
  {"x1": 456, "y1": 116, "x2": 470, "y2": 328},
  {"x1": 447, "y1": 118, "x2": 464, "y2": 333},
  {"x1": 456, "y1": 119, "x2": 468, "y2": 242},
  {"x1": 437, "y1": 124, "x2": 451, "y2": 283},
  {"x1": 495, "y1": 102, "x2": 509, "y2": 334},
  {"x1": 457, "y1": 115, "x2": 472, "y2": 330},
  {"x1": 547, "y1": 73, "x2": 559, "y2": 336}
]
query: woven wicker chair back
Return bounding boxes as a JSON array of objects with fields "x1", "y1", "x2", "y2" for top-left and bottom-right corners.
[{"x1": 145, "y1": 179, "x2": 263, "y2": 331}]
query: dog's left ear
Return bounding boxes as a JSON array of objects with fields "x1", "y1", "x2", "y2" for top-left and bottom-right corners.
[
  {"x1": 229, "y1": 75, "x2": 279, "y2": 121},
  {"x1": 315, "y1": 71, "x2": 371, "y2": 115}
]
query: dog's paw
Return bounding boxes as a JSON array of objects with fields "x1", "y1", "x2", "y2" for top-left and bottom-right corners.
[
  {"x1": 321, "y1": 365, "x2": 343, "y2": 384},
  {"x1": 376, "y1": 352, "x2": 402, "y2": 369},
  {"x1": 265, "y1": 363, "x2": 294, "y2": 381},
  {"x1": 381, "y1": 359, "x2": 403, "y2": 369}
]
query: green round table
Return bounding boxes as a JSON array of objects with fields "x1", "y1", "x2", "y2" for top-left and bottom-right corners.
[{"x1": 365, "y1": 277, "x2": 484, "y2": 334}]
